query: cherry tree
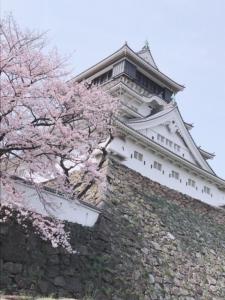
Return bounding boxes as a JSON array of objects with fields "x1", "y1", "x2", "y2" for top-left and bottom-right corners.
[{"x1": 0, "y1": 15, "x2": 118, "y2": 252}]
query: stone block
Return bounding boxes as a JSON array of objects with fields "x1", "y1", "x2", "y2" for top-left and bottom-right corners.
[
  {"x1": 4, "y1": 262, "x2": 22, "y2": 274},
  {"x1": 53, "y1": 276, "x2": 66, "y2": 287}
]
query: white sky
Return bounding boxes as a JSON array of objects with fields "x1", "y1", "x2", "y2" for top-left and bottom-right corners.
[{"x1": 1, "y1": 0, "x2": 225, "y2": 177}]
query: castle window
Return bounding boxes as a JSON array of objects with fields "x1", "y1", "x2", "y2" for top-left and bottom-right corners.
[
  {"x1": 188, "y1": 179, "x2": 196, "y2": 188},
  {"x1": 171, "y1": 170, "x2": 179, "y2": 180},
  {"x1": 134, "y1": 151, "x2": 143, "y2": 161},
  {"x1": 203, "y1": 186, "x2": 210, "y2": 195},
  {"x1": 154, "y1": 161, "x2": 162, "y2": 171},
  {"x1": 135, "y1": 70, "x2": 166, "y2": 100},
  {"x1": 92, "y1": 69, "x2": 112, "y2": 85},
  {"x1": 174, "y1": 144, "x2": 181, "y2": 152},
  {"x1": 157, "y1": 134, "x2": 165, "y2": 143},
  {"x1": 166, "y1": 138, "x2": 173, "y2": 147}
]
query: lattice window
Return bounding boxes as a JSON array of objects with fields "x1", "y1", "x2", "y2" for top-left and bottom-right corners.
[
  {"x1": 154, "y1": 161, "x2": 162, "y2": 171},
  {"x1": 188, "y1": 178, "x2": 196, "y2": 188},
  {"x1": 171, "y1": 170, "x2": 179, "y2": 180},
  {"x1": 134, "y1": 151, "x2": 143, "y2": 161}
]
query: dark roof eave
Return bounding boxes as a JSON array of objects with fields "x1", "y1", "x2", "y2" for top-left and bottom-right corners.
[
  {"x1": 184, "y1": 121, "x2": 194, "y2": 129},
  {"x1": 70, "y1": 44, "x2": 184, "y2": 92},
  {"x1": 127, "y1": 45, "x2": 184, "y2": 92},
  {"x1": 198, "y1": 147, "x2": 216, "y2": 159}
]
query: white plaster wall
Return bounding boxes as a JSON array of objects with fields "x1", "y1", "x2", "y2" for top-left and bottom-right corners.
[
  {"x1": 109, "y1": 137, "x2": 225, "y2": 207},
  {"x1": 121, "y1": 95, "x2": 151, "y2": 117},
  {"x1": 3, "y1": 181, "x2": 100, "y2": 227},
  {"x1": 139, "y1": 125, "x2": 197, "y2": 164}
]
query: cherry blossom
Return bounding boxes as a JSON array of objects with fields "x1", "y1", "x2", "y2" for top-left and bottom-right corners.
[{"x1": 0, "y1": 15, "x2": 118, "y2": 251}]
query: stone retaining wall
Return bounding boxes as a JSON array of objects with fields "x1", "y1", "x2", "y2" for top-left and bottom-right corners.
[{"x1": 1, "y1": 159, "x2": 225, "y2": 299}]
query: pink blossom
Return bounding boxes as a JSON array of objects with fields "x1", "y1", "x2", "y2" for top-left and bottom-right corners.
[{"x1": 0, "y1": 15, "x2": 118, "y2": 252}]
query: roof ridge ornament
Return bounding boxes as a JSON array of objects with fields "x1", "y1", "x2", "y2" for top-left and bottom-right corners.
[
  {"x1": 143, "y1": 40, "x2": 150, "y2": 50},
  {"x1": 137, "y1": 41, "x2": 158, "y2": 69}
]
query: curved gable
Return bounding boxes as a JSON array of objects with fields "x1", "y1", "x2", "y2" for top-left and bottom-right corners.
[{"x1": 127, "y1": 106, "x2": 215, "y2": 174}]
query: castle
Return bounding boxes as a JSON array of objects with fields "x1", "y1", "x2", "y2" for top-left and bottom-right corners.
[
  {"x1": 74, "y1": 42, "x2": 225, "y2": 207},
  {"x1": 2, "y1": 43, "x2": 225, "y2": 300}
]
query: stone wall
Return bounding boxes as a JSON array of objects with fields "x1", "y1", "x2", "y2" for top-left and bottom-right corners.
[{"x1": 1, "y1": 159, "x2": 225, "y2": 299}]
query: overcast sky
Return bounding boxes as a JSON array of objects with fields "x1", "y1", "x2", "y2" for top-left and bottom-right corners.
[{"x1": 1, "y1": 0, "x2": 225, "y2": 177}]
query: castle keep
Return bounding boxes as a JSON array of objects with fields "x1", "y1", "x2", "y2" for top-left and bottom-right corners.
[
  {"x1": 74, "y1": 42, "x2": 225, "y2": 207},
  {"x1": 1, "y1": 44, "x2": 225, "y2": 299}
]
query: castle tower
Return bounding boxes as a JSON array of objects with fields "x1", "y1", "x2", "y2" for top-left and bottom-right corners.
[{"x1": 73, "y1": 43, "x2": 225, "y2": 207}]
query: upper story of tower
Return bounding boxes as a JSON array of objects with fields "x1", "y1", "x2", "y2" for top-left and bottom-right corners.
[
  {"x1": 72, "y1": 43, "x2": 217, "y2": 172},
  {"x1": 73, "y1": 42, "x2": 184, "y2": 105}
]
